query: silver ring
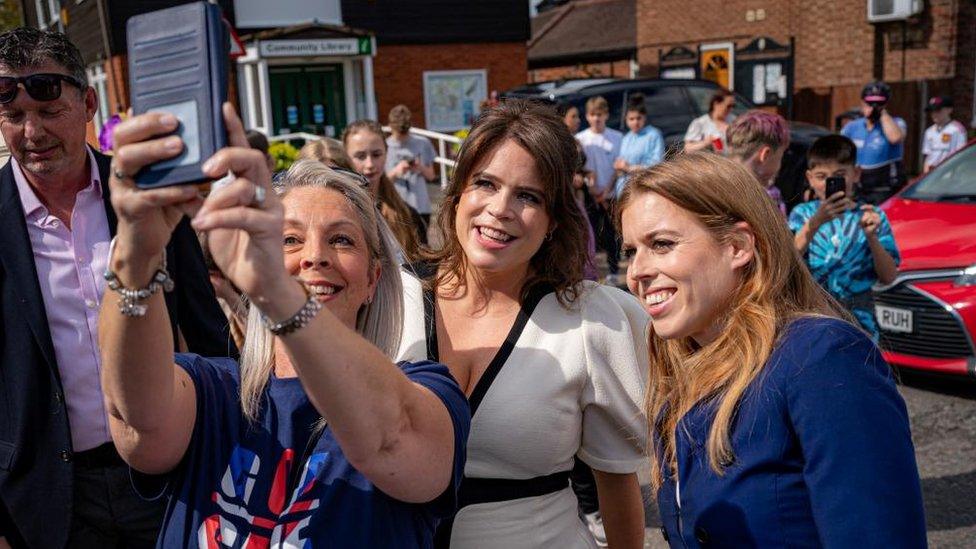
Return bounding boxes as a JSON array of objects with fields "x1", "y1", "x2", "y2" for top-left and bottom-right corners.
[
  {"x1": 112, "y1": 167, "x2": 129, "y2": 180},
  {"x1": 251, "y1": 185, "x2": 266, "y2": 208}
]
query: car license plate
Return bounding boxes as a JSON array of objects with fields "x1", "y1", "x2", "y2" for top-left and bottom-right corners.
[{"x1": 876, "y1": 305, "x2": 913, "y2": 333}]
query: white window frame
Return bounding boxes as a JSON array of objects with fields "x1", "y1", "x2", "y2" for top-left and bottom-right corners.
[
  {"x1": 86, "y1": 63, "x2": 110, "y2": 136},
  {"x1": 35, "y1": 0, "x2": 62, "y2": 30}
]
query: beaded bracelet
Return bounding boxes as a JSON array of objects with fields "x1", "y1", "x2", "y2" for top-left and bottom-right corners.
[{"x1": 103, "y1": 236, "x2": 174, "y2": 317}]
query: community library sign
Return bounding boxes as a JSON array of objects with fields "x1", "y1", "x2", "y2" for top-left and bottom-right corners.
[{"x1": 258, "y1": 38, "x2": 372, "y2": 57}]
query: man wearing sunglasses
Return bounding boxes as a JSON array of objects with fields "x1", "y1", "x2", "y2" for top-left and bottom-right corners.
[{"x1": 0, "y1": 27, "x2": 234, "y2": 549}]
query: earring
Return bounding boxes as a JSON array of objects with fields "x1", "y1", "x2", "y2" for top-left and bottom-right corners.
[
  {"x1": 365, "y1": 295, "x2": 374, "y2": 305},
  {"x1": 545, "y1": 230, "x2": 554, "y2": 241}
]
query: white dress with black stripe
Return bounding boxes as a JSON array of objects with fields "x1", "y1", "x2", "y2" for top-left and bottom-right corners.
[{"x1": 397, "y1": 273, "x2": 649, "y2": 548}]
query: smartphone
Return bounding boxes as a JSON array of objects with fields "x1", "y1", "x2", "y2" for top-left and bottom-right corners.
[
  {"x1": 825, "y1": 176, "x2": 846, "y2": 199},
  {"x1": 127, "y1": 2, "x2": 229, "y2": 188}
]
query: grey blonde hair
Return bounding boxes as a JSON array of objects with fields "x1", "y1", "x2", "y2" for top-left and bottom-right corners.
[{"x1": 239, "y1": 160, "x2": 404, "y2": 421}]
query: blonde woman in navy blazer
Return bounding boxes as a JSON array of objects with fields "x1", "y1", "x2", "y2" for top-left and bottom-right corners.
[{"x1": 617, "y1": 153, "x2": 926, "y2": 547}]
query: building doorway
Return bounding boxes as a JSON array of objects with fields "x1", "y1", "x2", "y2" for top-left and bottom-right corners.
[{"x1": 269, "y1": 64, "x2": 347, "y2": 136}]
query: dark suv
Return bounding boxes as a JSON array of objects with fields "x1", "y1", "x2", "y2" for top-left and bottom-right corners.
[{"x1": 549, "y1": 78, "x2": 830, "y2": 210}]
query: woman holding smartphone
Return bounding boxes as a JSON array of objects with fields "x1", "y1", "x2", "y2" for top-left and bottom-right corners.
[{"x1": 99, "y1": 106, "x2": 470, "y2": 547}]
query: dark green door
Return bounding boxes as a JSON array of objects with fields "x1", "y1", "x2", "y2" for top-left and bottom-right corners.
[{"x1": 269, "y1": 64, "x2": 347, "y2": 137}]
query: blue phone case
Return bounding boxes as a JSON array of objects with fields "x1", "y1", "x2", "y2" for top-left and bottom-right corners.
[{"x1": 127, "y1": 2, "x2": 228, "y2": 188}]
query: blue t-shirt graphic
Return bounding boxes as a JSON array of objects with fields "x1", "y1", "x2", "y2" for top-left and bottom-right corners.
[
  {"x1": 788, "y1": 201, "x2": 900, "y2": 339},
  {"x1": 841, "y1": 117, "x2": 907, "y2": 169},
  {"x1": 152, "y1": 354, "x2": 471, "y2": 548}
]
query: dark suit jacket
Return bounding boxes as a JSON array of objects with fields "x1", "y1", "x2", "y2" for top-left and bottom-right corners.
[{"x1": 0, "y1": 149, "x2": 237, "y2": 548}]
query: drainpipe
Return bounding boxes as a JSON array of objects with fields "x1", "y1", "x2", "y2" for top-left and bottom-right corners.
[{"x1": 94, "y1": 0, "x2": 122, "y2": 113}]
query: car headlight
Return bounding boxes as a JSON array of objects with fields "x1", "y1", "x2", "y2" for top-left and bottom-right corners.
[{"x1": 955, "y1": 264, "x2": 976, "y2": 287}]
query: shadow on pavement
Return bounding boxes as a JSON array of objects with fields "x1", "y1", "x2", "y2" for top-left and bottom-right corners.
[
  {"x1": 895, "y1": 368, "x2": 976, "y2": 400},
  {"x1": 922, "y1": 469, "x2": 976, "y2": 531}
]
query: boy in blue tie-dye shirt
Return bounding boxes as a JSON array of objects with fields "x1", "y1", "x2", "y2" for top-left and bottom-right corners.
[{"x1": 788, "y1": 135, "x2": 900, "y2": 339}]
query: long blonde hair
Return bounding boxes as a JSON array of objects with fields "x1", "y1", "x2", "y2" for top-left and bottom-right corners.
[
  {"x1": 238, "y1": 160, "x2": 404, "y2": 421},
  {"x1": 341, "y1": 120, "x2": 422, "y2": 261},
  {"x1": 298, "y1": 137, "x2": 354, "y2": 170},
  {"x1": 615, "y1": 153, "x2": 842, "y2": 487}
]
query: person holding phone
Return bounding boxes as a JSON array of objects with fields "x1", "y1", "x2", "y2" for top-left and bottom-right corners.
[
  {"x1": 840, "y1": 81, "x2": 907, "y2": 204},
  {"x1": 99, "y1": 105, "x2": 470, "y2": 547},
  {"x1": 385, "y1": 105, "x2": 436, "y2": 240},
  {"x1": 788, "y1": 135, "x2": 900, "y2": 339}
]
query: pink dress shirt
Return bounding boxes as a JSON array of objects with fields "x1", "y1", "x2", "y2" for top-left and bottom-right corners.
[{"x1": 12, "y1": 150, "x2": 113, "y2": 452}]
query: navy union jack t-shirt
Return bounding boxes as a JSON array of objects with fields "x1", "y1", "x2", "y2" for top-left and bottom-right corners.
[{"x1": 151, "y1": 354, "x2": 470, "y2": 548}]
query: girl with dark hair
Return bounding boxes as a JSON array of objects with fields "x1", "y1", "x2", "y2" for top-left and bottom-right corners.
[
  {"x1": 558, "y1": 103, "x2": 582, "y2": 134},
  {"x1": 398, "y1": 99, "x2": 648, "y2": 548},
  {"x1": 613, "y1": 93, "x2": 664, "y2": 198},
  {"x1": 342, "y1": 120, "x2": 424, "y2": 258},
  {"x1": 683, "y1": 88, "x2": 736, "y2": 153}
]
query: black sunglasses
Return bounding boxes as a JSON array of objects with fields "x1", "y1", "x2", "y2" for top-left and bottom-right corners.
[{"x1": 0, "y1": 73, "x2": 84, "y2": 104}]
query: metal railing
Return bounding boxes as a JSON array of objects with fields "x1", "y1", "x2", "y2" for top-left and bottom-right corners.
[
  {"x1": 269, "y1": 128, "x2": 463, "y2": 189},
  {"x1": 387, "y1": 126, "x2": 463, "y2": 189}
]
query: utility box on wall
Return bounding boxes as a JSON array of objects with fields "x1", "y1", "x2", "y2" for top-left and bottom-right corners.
[{"x1": 867, "y1": 0, "x2": 923, "y2": 23}]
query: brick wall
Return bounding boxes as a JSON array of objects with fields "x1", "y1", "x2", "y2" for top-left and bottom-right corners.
[
  {"x1": 530, "y1": 60, "x2": 633, "y2": 82},
  {"x1": 635, "y1": 0, "x2": 967, "y2": 88},
  {"x1": 634, "y1": 0, "x2": 974, "y2": 172},
  {"x1": 372, "y1": 42, "x2": 527, "y2": 129},
  {"x1": 952, "y1": 0, "x2": 975, "y2": 126}
]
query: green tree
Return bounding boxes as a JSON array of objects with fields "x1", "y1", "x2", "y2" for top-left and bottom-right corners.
[{"x1": 0, "y1": 0, "x2": 23, "y2": 31}]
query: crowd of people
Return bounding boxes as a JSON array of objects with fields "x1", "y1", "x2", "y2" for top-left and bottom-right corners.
[{"x1": 0, "y1": 26, "x2": 954, "y2": 548}]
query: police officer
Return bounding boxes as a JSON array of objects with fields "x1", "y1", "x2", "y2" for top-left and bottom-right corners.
[{"x1": 840, "y1": 81, "x2": 907, "y2": 204}]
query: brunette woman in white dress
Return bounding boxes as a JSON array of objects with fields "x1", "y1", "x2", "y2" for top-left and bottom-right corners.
[{"x1": 398, "y1": 100, "x2": 649, "y2": 548}]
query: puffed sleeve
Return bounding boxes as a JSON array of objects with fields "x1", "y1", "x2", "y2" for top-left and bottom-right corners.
[
  {"x1": 578, "y1": 284, "x2": 649, "y2": 473},
  {"x1": 685, "y1": 116, "x2": 705, "y2": 142},
  {"x1": 395, "y1": 269, "x2": 429, "y2": 363},
  {"x1": 781, "y1": 318, "x2": 926, "y2": 547}
]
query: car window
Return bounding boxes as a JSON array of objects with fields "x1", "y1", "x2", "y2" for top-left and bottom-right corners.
[
  {"x1": 686, "y1": 85, "x2": 750, "y2": 117},
  {"x1": 903, "y1": 145, "x2": 976, "y2": 202},
  {"x1": 603, "y1": 92, "x2": 625, "y2": 131},
  {"x1": 686, "y1": 85, "x2": 716, "y2": 115},
  {"x1": 627, "y1": 86, "x2": 690, "y2": 117}
]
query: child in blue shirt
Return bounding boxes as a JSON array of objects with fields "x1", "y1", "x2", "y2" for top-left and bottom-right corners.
[
  {"x1": 613, "y1": 93, "x2": 664, "y2": 198},
  {"x1": 788, "y1": 135, "x2": 900, "y2": 339}
]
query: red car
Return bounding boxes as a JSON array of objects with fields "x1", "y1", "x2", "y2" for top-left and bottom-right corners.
[{"x1": 874, "y1": 141, "x2": 976, "y2": 376}]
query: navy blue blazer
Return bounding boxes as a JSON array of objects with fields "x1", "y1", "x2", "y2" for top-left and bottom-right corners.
[
  {"x1": 0, "y1": 149, "x2": 237, "y2": 548},
  {"x1": 656, "y1": 317, "x2": 926, "y2": 548}
]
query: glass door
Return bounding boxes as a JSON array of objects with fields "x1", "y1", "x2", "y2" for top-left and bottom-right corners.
[{"x1": 269, "y1": 64, "x2": 347, "y2": 137}]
